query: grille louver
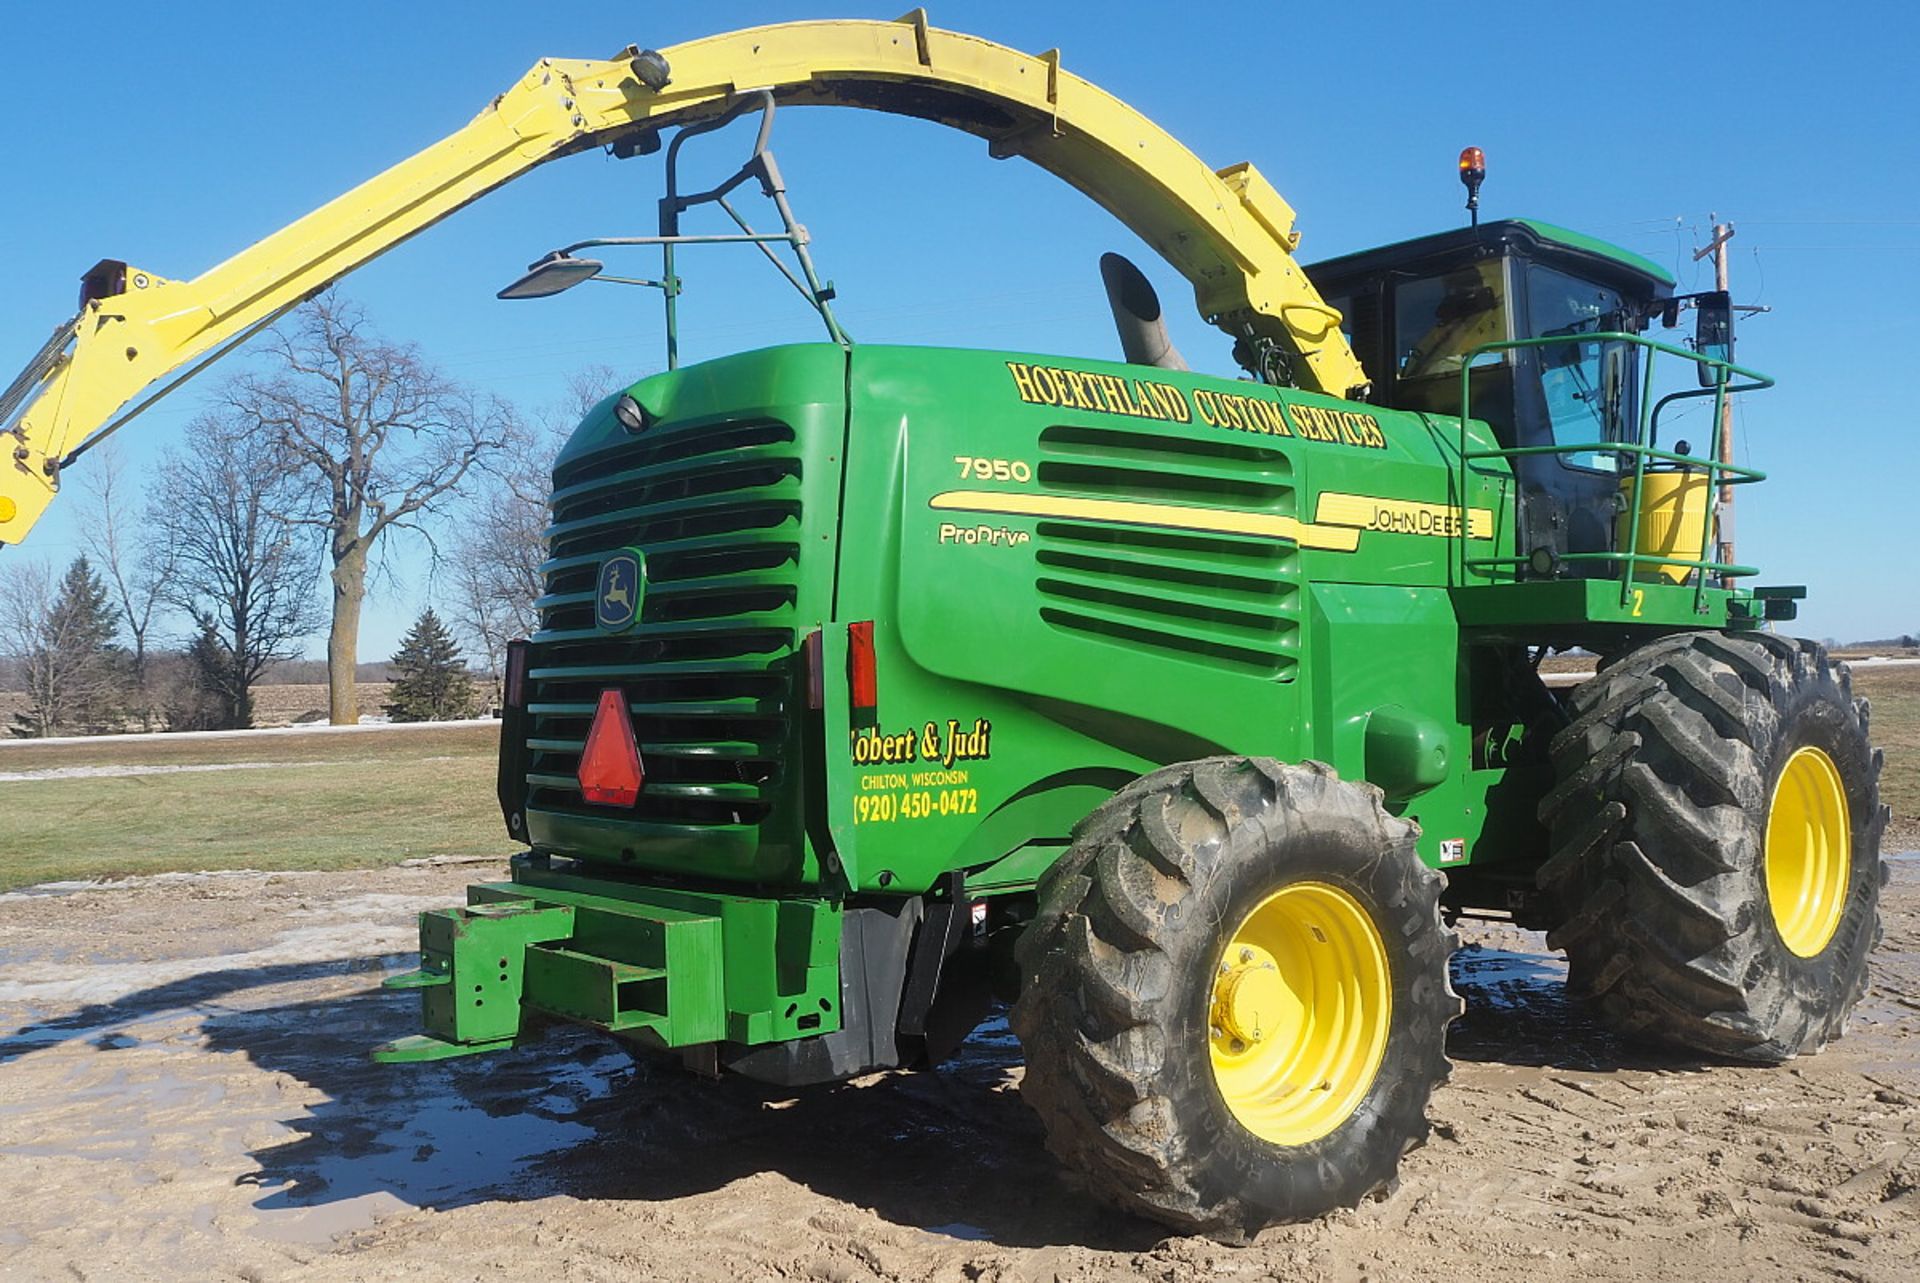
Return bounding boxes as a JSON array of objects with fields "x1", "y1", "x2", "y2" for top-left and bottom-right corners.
[{"x1": 1033, "y1": 423, "x2": 1300, "y2": 676}]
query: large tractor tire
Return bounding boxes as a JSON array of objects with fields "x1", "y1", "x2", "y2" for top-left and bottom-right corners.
[
  {"x1": 1539, "y1": 632, "x2": 1886, "y2": 1061},
  {"x1": 1009, "y1": 758, "x2": 1458, "y2": 1240}
]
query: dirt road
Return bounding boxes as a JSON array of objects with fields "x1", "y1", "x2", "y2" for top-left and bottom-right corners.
[{"x1": 1, "y1": 859, "x2": 1916, "y2": 1282}]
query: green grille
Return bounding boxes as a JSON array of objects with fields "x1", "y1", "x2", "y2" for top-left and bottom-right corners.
[{"x1": 524, "y1": 417, "x2": 803, "y2": 846}]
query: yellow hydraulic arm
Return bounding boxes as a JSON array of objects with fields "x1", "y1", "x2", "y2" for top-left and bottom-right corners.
[{"x1": 0, "y1": 11, "x2": 1367, "y2": 547}]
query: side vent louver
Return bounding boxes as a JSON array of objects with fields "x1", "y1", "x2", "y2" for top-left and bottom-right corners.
[{"x1": 1033, "y1": 423, "x2": 1301, "y2": 677}]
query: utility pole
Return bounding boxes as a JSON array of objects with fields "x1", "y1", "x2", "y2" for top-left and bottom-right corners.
[{"x1": 1693, "y1": 218, "x2": 1736, "y2": 575}]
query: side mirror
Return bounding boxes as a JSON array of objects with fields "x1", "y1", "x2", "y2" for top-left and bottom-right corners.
[
  {"x1": 1601, "y1": 343, "x2": 1628, "y2": 438},
  {"x1": 1695, "y1": 289, "x2": 1733, "y2": 386}
]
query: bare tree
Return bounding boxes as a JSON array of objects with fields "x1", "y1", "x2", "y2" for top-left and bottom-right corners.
[
  {"x1": 448, "y1": 484, "x2": 546, "y2": 706},
  {"x1": 446, "y1": 366, "x2": 617, "y2": 701},
  {"x1": 1, "y1": 556, "x2": 129, "y2": 737},
  {"x1": 555, "y1": 365, "x2": 625, "y2": 427},
  {"x1": 151, "y1": 413, "x2": 323, "y2": 728},
  {"x1": 233, "y1": 294, "x2": 519, "y2": 723},
  {"x1": 74, "y1": 441, "x2": 176, "y2": 730},
  {"x1": 1, "y1": 559, "x2": 63, "y2": 737}
]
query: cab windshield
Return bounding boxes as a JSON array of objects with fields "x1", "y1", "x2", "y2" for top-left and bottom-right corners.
[{"x1": 1392, "y1": 260, "x2": 1507, "y2": 383}]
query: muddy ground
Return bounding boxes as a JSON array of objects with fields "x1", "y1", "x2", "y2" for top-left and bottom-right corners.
[{"x1": 1, "y1": 859, "x2": 1916, "y2": 1283}]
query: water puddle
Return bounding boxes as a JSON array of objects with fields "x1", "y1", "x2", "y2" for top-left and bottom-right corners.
[
  {"x1": 247, "y1": 1081, "x2": 606, "y2": 1244},
  {"x1": 1451, "y1": 941, "x2": 1569, "y2": 1010},
  {"x1": 246, "y1": 1039, "x2": 626, "y2": 1244}
]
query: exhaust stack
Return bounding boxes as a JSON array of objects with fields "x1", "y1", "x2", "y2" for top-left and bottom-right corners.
[{"x1": 1100, "y1": 252, "x2": 1188, "y2": 372}]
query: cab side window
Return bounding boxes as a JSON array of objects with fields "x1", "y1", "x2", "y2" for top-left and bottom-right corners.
[{"x1": 1524, "y1": 265, "x2": 1636, "y2": 472}]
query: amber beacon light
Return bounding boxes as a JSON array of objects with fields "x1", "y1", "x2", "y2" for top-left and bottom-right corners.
[{"x1": 1459, "y1": 146, "x2": 1486, "y2": 227}]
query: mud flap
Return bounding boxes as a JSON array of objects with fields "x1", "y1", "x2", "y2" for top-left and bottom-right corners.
[{"x1": 721, "y1": 899, "x2": 921, "y2": 1086}]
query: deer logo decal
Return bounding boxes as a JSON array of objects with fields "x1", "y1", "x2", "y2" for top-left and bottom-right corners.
[{"x1": 595, "y1": 549, "x2": 646, "y2": 632}]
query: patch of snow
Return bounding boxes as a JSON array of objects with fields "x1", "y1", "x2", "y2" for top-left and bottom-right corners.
[
  {"x1": 0, "y1": 868, "x2": 330, "y2": 904},
  {"x1": 0, "y1": 894, "x2": 454, "y2": 1006},
  {"x1": 0, "y1": 716, "x2": 497, "y2": 749},
  {"x1": 0, "y1": 760, "x2": 360, "y2": 783}
]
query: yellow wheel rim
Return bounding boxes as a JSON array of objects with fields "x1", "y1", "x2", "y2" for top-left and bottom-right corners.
[
  {"x1": 1207, "y1": 881, "x2": 1392, "y2": 1146},
  {"x1": 1765, "y1": 746, "x2": 1851, "y2": 958}
]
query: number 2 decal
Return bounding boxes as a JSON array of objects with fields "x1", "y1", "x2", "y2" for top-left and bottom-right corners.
[{"x1": 1631, "y1": 589, "x2": 1645, "y2": 617}]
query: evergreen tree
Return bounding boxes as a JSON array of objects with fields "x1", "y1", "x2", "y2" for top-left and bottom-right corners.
[
  {"x1": 182, "y1": 617, "x2": 252, "y2": 730},
  {"x1": 152, "y1": 622, "x2": 225, "y2": 732},
  {"x1": 384, "y1": 608, "x2": 476, "y2": 722},
  {"x1": 11, "y1": 556, "x2": 129, "y2": 737}
]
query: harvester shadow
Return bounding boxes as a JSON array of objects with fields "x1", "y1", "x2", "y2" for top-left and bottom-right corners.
[
  {"x1": 1444, "y1": 942, "x2": 1726, "y2": 1073},
  {"x1": 1, "y1": 944, "x2": 1722, "y2": 1249},
  {"x1": 517, "y1": 1012, "x2": 1163, "y2": 1251},
  {"x1": 0, "y1": 957, "x2": 383, "y2": 1066},
  {"x1": 199, "y1": 981, "x2": 1157, "y2": 1252}
]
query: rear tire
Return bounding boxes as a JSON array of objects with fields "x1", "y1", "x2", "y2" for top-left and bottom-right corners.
[
  {"x1": 1010, "y1": 758, "x2": 1458, "y2": 1240},
  {"x1": 1538, "y1": 632, "x2": 1886, "y2": 1062}
]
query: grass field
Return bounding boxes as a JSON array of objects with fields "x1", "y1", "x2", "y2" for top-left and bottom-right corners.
[
  {"x1": 0, "y1": 666, "x2": 1912, "y2": 893},
  {"x1": 0, "y1": 723, "x2": 517, "y2": 891},
  {"x1": 1856, "y1": 665, "x2": 1920, "y2": 848}
]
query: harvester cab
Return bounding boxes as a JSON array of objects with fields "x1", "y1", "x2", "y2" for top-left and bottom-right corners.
[{"x1": 1307, "y1": 217, "x2": 1735, "y2": 586}]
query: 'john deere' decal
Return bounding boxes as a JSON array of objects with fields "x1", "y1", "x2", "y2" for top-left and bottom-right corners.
[{"x1": 596, "y1": 549, "x2": 645, "y2": 632}]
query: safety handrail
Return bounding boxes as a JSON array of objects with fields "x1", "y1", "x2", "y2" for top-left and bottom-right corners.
[{"x1": 1454, "y1": 331, "x2": 1773, "y2": 612}]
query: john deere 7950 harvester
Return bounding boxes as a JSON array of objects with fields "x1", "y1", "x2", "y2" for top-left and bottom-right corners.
[{"x1": 0, "y1": 16, "x2": 1883, "y2": 1239}]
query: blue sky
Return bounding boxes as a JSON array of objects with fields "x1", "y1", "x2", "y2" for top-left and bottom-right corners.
[{"x1": 3, "y1": 0, "x2": 1916, "y2": 655}]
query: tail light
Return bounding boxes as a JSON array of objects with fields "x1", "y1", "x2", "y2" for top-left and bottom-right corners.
[
  {"x1": 496, "y1": 640, "x2": 535, "y2": 836},
  {"x1": 847, "y1": 620, "x2": 877, "y2": 729},
  {"x1": 503, "y1": 639, "x2": 530, "y2": 710}
]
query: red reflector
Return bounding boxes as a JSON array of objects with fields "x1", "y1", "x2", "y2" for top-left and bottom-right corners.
[
  {"x1": 847, "y1": 620, "x2": 877, "y2": 727},
  {"x1": 577, "y1": 688, "x2": 644, "y2": 806}
]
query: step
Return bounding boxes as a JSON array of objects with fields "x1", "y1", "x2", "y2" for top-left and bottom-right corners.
[{"x1": 521, "y1": 916, "x2": 723, "y2": 1044}]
